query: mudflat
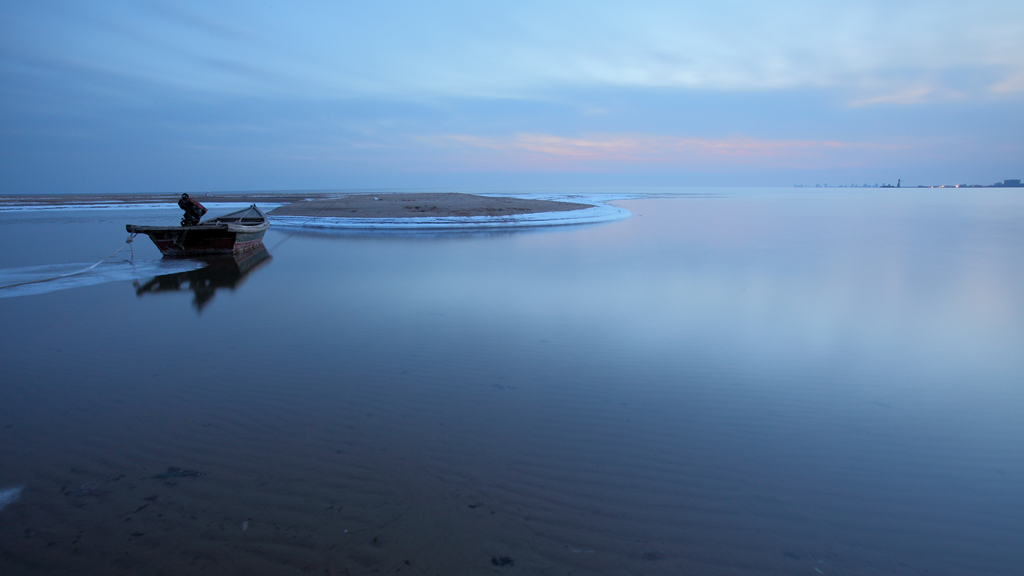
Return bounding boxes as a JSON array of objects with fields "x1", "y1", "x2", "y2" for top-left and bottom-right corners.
[{"x1": 268, "y1": 193, "x2": 592, "y2": 218}]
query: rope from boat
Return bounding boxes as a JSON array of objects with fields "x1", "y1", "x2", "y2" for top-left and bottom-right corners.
[
  {"x1": 176, "y1": 226, "x2": 188, "y2": 249},
  {"x1": 258, "y1": 197, "x2": 335, "y2": 252},
  {"x1": 266, "y1": 228, "x2": 294, "y2": 250},
  {"x1": 0, "y1": 234, "x2": 137, "y2": 291},
  {"x1": 301, "y1": 197, "x2": 343, "y2": 225},
  {"x1": 264, "y1": 198, "x2": 339, "y2": 249}
]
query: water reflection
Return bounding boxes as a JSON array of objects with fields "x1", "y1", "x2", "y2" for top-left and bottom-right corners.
[
  {"x1": 2, "y1": 191, "x2": 1023, "y2": 575},
  {"x1": 133, "y1": 245, "x2": 272, "y2": 311}
]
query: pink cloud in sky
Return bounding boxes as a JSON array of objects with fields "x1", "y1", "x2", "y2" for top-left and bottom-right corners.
[
  {"x1": 991, "y1": 72, "x2": 1024, "y2": 93},
  {"x1": 425, "y1": 133, "x2": 907, "y2": 171}
]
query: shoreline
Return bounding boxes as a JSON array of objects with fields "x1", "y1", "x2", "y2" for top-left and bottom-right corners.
[
  {"x1": 0, "y1": 192, "x2": 595, "y2": 217},
  {"x1": 0, "y1": 192, "x2": 632, "y2": 230}
]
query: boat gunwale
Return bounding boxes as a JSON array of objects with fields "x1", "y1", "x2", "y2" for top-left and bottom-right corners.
[{"x1": 126, "y1": 205, "x2": 269, "y2": 235}]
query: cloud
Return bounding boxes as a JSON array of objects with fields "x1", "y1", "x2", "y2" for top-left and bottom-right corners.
[
  {"x1": 3, "y1": 1, "x2": 1022, "y2": 103},
  {"x1": 424, "y1": 133, "x2": 907, "y2": 170},
  {"x1": 991, "y1": 72, "x2": 1024, "y2": 93},
  {"x1": 1, "y1": 1, "x2": 1020, "y2": 193},
  {"x1": 849, "y1": 87, "x2": 935, "y2": 107}
]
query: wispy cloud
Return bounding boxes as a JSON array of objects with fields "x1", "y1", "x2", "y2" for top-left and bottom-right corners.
[
  {"x1": 849, "y1": 87, "x2": 935, "y2": 107},
  {"x1": 425, "y1": 133, "x2": 906, "y2": 170},
  {"x1": 0, "y1": 1, "x2": 1019, "y2": 192},
  {"x1": 4, "y1": 1, "x2": 1022, "y2": 102},
  {"x1": 991, "y1": 72, "x2": 1024, "y2": 93}
]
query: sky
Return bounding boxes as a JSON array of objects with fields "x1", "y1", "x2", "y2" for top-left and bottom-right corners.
[{"x1": 1, "y1": 0, "x2": 1022, "y2": 194}]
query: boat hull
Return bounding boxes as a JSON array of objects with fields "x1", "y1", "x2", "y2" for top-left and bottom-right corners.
[
  {"x1": 126, "y1": 204, "x2": 270, "y2": 257},
  {"x1": 140, "y1": 227, "x2": 267, "y2": 257}
]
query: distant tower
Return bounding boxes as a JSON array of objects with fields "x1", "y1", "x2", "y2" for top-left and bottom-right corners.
[{"x1": 897, "y1": 179, "x2": 901, "y2": 188}]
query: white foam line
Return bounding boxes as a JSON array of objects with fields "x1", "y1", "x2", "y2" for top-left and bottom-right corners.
[
  {"x1": 0, "y1": 259, "x2": 208, "y2": 299},
  {"x1": 270, "y1": 202, "x2": 631, "y2": 230},
  {"x1": 0, "y1": 486, "x2": 23, "y2": 512}
]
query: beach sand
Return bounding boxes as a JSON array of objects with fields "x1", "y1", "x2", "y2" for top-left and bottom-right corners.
[{"x1": 267, "y1": 193, "x2": 592, "y2": 219}]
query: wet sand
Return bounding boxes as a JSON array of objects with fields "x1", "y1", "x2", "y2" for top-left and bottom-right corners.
[{"x1": 268, "y1": 193, "x2": 592, "y2": 219}]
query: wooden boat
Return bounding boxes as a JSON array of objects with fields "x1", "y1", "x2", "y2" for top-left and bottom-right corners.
[{"x1": 127, "y1": 204, "x2": 269, "y2": 257}]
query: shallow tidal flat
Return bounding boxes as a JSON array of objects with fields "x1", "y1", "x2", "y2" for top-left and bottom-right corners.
[{"x1": 1, "y1": 189, "x2": 1022, "y2": 575}]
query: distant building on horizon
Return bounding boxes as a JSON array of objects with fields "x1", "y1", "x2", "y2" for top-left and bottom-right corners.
[{"x1": 798, "y1": 179, "x2": 1019, "y2": 189}]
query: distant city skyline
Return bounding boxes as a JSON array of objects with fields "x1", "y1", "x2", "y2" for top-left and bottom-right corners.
[
  {"x1": 796, "y1": 178, "x2": 1023, "y2": 188},
  {"x1": 1, "y1": 1, "x2": 1022, "y2": 194}
]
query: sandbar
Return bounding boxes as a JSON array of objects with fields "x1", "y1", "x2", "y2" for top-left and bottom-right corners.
[{"x1": 268, "y1": 193, "x2": 592, "y2": 219}]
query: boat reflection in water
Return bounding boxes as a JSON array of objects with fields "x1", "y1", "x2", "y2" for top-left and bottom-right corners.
[{"x1": 133, "y1": 245, "x2": 272, "y2": 311}]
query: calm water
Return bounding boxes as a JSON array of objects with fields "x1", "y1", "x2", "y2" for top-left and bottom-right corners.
[{"x1": 1, "y1": 189, "x2": 1022, "y2": 575}]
